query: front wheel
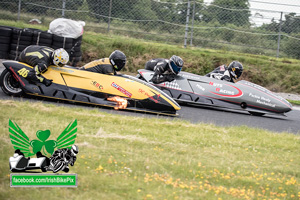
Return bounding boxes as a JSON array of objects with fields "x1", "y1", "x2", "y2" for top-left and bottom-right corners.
[{"x1": 0, "y1": 69, "x2": 23, "y2": 96}]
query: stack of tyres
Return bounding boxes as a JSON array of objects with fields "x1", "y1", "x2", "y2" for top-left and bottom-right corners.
[
  {"x1": 9, "y1": 28, "x2": 33, "y2": 60},
  {"x1": 0, "y1": 26, "x2": 13, "y2": 59},
  {"x1": 0, "y1": 26, "x2": 83, "y2": 66},
  {"x1": 31, "y1": 29, "x2": 53, "y2": 47}
]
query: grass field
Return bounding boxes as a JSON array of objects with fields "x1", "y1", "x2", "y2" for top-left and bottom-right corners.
[{"x1": 0, "y1": 100, "x2": 299, "y2": 200}]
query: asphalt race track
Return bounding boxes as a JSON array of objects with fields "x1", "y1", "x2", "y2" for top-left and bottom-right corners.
[{"x1": 1, "y1": 62, "x2": 299, "y2": 134}]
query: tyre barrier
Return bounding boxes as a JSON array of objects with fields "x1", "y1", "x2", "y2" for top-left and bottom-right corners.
[
  {"x1": 0, "y1": 26, "x2": 13, "y2": 59},
  {"x1": 0, "y1": 26, "x2": 82, "y2": 66}
]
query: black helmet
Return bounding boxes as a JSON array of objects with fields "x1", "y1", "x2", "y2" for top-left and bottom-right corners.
[
  {"x1": 169, "y1": 55, "x2": 184, "y2": 75},
  {"x1": 109, "y1": 50, "x2": 126, "y2": 71},
  {"x1": 228, "y1": 61, "x2": 243, "y2": 79}
]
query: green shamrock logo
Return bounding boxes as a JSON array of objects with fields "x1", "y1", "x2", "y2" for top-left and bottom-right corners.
[{"x1": 30, "y1": 130, "x2": 57, "y2": 157}]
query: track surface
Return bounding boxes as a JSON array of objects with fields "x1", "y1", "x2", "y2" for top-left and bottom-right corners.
[{"x1": 1, "y1": 61, "x2": 299, "y2": 134}]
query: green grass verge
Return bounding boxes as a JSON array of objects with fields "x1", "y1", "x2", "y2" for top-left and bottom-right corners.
[
  {"x1": 288, "y1": 100, "x2": 300, "y2": 106},
  {"x1": 0, "y1": 100, "x2": 299, "y2": 200}
]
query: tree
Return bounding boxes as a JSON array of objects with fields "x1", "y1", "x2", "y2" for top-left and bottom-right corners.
[
  {"x1": 281, "y1": 13, "x2": 300, "y2": 34},
  {"x1": 260, "y1": 13, "x2": 300, "y2": 35},
  {"x1": 202, "y1": 0, "x2": 251, "y2": 27}
]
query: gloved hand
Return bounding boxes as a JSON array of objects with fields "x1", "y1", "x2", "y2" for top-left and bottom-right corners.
[
  {"x1": 42, "y1": 78, "x2": 53, "y2": 87},
  {"x1": 165, "y1": 75, "x2": 175, "y2": 82}
]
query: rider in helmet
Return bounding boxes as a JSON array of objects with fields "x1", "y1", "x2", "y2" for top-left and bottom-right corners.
[
  {"x1": 145, "y1": 55, "x2": 184, "y2": 84},
  {"x1": 80, "y1": 50, "x2": 126, "y2": 75},
  {"x1": 205, "y1": 61, "x2": 243, "y2": 82},
  {"x1": 48, "y1": 145, "x2": 79, "y2": 173},
  {"x1": 19, "y1": 45, "x2": 69, "y2": 86}
]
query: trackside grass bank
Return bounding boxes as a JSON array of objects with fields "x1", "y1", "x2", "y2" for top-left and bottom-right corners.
[{"x1": 0, "y1": 100, "x2": 299, "y2": 200}]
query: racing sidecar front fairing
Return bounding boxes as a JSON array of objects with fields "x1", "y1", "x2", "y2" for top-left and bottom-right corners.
[
  {"x1": 138, "y1": 69, "x2": 292, "y2": 116},
  {"x1": 0, "y1": 61, "x2": 181, "y2": 116}
]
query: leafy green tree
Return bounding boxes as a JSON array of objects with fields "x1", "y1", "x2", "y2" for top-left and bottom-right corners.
[
  {"x1": 281, "y1": 13, "x2": 300, "y2": 34},
  {"x1": 202, "y1": 0, "x2": 251, "y2": 27},
  {"x1": 20, "y1": 0, "x2": 83, "y2": 15},
  {"x1": 282, "y1": 33, "x2": 300, "y2": 59}
]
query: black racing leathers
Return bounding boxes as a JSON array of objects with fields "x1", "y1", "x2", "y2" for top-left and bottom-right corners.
[
  {"x1": 19, "y1": 45, "x2": 54, "y2": 86},
  {"x1": 145, "y1": 58, "x2": 175, "y2": 84},
  {"x1": 205, "y1": 65, "x2": 234, "y2": 83},
  {"x1": 80, "y1": 58, "x2": 116, "y2": 75}
]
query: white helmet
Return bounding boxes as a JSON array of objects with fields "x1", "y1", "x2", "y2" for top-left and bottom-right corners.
[
  {"x1": 71, "y1": 145, "x2": 79, "y2": 156},
  {"x1": 52, "y1": 48, "x2": 69, "y2": 67}
]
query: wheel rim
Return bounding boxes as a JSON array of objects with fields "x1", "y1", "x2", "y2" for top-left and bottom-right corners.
[{"x1": 3, "y1": 72, "x2": 22, "y2": 94}]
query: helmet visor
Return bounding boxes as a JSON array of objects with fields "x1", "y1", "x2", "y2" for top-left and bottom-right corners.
[
  {"x1": 230, "y1": 67, "x2": 237, "y2": 79},
  {"x1": 170, "y1": 61, "x2": 182, "y2": 74},
  {"x1": 114, "y1": 60, "x2": 126, "y2": 71},
  {"x1": 57, "y1": 62, "x2": 65, "y2": 67}
]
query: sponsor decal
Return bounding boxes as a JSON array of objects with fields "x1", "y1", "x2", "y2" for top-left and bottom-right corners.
[
  {"x1": 210, "y1": 84, "x2": 243, "y2": 98},
  {"x1": 91, "y1": 80, "x2": 103, "y2": 90},
  {"x1": 10, "y1": 67, "x2": 25, "y2": 86},
  {"x1": 8, "y1": 120, "x2": 79, "y2": 187},
  {"x1": 180, "y1": 74, "x2": 201, "y2": 80},
  {"x1": 125, "y1": 79, "x2": 135, "y2": 83},
  {"x1": 209, "y1": 82, "x2": 223, "y2": 87},
  {"x1": 249, "y1": 93, "x2": 276, "y2": 108},
  {"x1": 196, "y1": 84, "x2": 205, "y2": 91},
  {"x1": 241, "y1": 81, "x2": 287, "y2": 102},
  {"x1": 139, "y1": 88, "x2": 160, "y2": 103},
  {"x1": 51, "y1": 67, "x2": 74, "y2": 73},
  {"x1": 111, "y1": 82, "x2": 132, "y2": 98}
]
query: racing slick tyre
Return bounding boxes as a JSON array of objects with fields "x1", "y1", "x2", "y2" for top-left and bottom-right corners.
[{"x1": 0, "y1": 69, "x2": 23, "y2": 96}]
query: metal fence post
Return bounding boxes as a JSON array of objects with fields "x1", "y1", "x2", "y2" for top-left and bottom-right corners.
[
  {"x1": 62, "y1": 0, "x2": 66, "y2": 17},
  {"x1": 276, "y1": 12, "x2": 283, "y2": 58},
  {"x1": 190, "y1": 0, "x2": 196, "y2": 46},
  {"x1": 184, "y1": 0, "x2": 191, "y2": 48},
  {"x1": 107, "y1": 0, "x2": 112, "y2": 32},
  {"x1": 17, "y1": 0, "x2": 21, "y2": 21}
]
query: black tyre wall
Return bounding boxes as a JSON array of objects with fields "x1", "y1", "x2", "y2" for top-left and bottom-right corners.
[
  {"x1": 0, "y1": 26, "x2": 12, "y2": 58},
  {"x1": 1, "y1": 26, "x2": 83, "y2": 64}
]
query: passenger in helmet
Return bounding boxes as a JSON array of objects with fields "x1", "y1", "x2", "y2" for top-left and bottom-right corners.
[
  {"x1": 80, "y1": 50, "x2": 126, "y2": 75},
  {"x1": 19, "y1": 45, "x2": 69, "y2": 87},
  {"x1": 205, "y1": 61, "x2": 243, "y2": 83},
  {"x1": 145, "y1": 55, "x2": 184, "y2": 84}
]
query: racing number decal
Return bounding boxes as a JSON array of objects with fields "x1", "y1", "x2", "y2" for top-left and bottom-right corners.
[{"x1": 17, "y1": 68, "x2": 29, "y2": 78}]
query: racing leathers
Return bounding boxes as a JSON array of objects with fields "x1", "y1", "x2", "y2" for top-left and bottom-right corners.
[
  {"x1": 18, "y1": 45, "x2": 54, "y2": 86},
  {"x1": 205, "y1": 65, "x2": 235, "y2": 83},
  {"x1": 145, "y1": 58, "x2": 176, "y2": 84},
  {"x1": 80, "y1": 58, "x2": 116, "y2": 75},
  {"x1": 48, "y1": 148, "x2": 77, "y2": 173}
]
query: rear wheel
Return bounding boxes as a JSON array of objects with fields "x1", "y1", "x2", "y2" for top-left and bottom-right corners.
[{"x1": 0, "y1": 69, "x2": 23, "y2": 96}]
